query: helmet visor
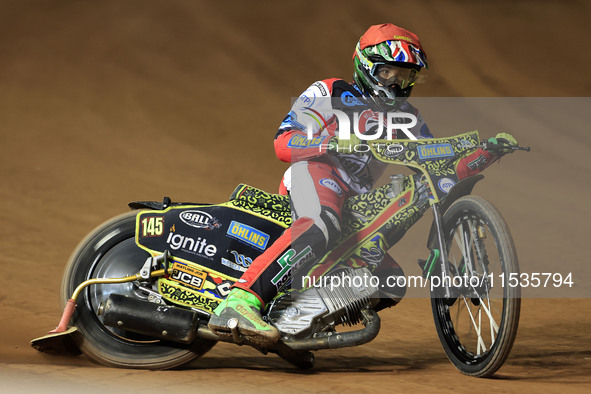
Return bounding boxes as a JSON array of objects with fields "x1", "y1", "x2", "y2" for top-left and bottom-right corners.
[{"x1": 373, "y1": 64, "x2": 419, "y2": 90}]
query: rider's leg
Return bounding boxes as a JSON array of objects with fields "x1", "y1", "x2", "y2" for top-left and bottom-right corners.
[{"x1": 208, "y1": 161, "x2": 349, "y2": 345}]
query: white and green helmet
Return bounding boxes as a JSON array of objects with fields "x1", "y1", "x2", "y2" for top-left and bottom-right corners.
[{"x1": 353, "y1": 23, "x2": 428, "y2": 105}]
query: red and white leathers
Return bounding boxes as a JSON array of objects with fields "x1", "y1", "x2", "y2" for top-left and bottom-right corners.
[{"x1": 233, "y1": 78, "x2": 500, "y2": 307}]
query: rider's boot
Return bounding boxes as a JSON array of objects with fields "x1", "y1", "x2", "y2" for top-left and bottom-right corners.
[{"x1": 208, "y1": 288, "x2": 280, "y2": 346}]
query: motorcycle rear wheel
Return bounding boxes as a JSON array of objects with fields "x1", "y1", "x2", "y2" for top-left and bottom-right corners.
[
  {"x1": 431, "y1": 196, "x2": 520, "y2": 377},
  {"x1": 61, "y1": 211, "x2": 216, "y2": 369}
]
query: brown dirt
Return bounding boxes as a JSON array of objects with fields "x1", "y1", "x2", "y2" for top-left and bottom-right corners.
[{"x1": 1, "y1": 0, "x2": 590, "y2": 392}]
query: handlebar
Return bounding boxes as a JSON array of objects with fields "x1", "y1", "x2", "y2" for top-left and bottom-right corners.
[
  {"x1": 482, "y1": 140, "x2": 531, "y2": 153},
  {"x1": 462, "y1": 141, "x2": 531, "y2": 153},
  {"x1": 511, "y1": 146, "x2": 531, "y2": 151},
  {"x1": 432, "y1": 140, "x2": 530, "y2": 171}
]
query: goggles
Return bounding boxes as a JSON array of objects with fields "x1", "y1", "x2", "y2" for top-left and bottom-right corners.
[{"x1": 372, "y1": 64, "x2": 419, "y2": 90}]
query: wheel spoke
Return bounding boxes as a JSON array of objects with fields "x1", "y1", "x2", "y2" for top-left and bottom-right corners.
[
  {"x1": 450, "y1": 251, "x2": 459, "y2": 271},
  {"x1": 462, "y1": 297, "x2": 487, "y2": 355},
  {"x1": 478, "y1": 308, "x2": 483, "y2": 355},
  {"x1": 484, "y1": 297, "x2": 499, "y2": 344},
  {"x1": 464, "y1": 272, "x2": 500, "y2": 347},
  {"x1": 455, "y1": 221, "x2": 474, "y2": 277},
  {"x1": 465, "y1": 221, "x2": 475, "y2": 276}
]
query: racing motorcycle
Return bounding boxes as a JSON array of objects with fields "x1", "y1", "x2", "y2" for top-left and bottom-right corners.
[{"x1": 32, "y1": 131, "x2": 529, "y2": 377}]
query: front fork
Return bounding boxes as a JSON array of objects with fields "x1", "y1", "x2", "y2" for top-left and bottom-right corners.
[
  {"x1": 418, "y1": 202, "x2": 459, "y2": 301},
  {"x1": 430, "y1": 202, "x2": 454, "y2": 300},
  {"x1": 413, "y1": 176, "x2": 454, "y2": 299}
]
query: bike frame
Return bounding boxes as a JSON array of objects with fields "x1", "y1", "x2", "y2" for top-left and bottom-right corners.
[{"x1": 303, "y1": 131, "x2": 485, "y2": 300}]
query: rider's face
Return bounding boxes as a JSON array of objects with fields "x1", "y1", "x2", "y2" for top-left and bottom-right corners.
[{"x1": 374, "y1": 64, "x2": 418, "y2": 89}]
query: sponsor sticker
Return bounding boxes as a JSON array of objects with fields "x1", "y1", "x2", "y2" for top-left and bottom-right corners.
[
  {"x1": 467, "y1": 154, "x2": 487, "y2": 170},
  {"x1": 170, "y1": 262, "x2": 207, "y2": 291},
  {"x1": 381, "y1": 143, "x2": 405, "y2": 159},
  {"x1": 220, "y1": 251, "x2": 253, "y2": 273},
  {"x1": 215, "y1": 281, "x2": 233, "y2": 298},
  {"x1": 319, "y1": 178, "x2": 343, "y2": 196},
  {"x1": 457, "y1": 139, "x2": 474, "y2": 149},
  {"x1": 271, "y1": 246, "x2": 315, "y2": 289},
  {"x1": 280, "y1": 111, "x2": 306, "y2": 132},
  {"x1": 179, "y1": 210, "x2": 221, "y2": 230},
  {"x1": 221, "y1": 258, "x2": 247, "y2": 273},
  {"x1": 297, "y1": 91, "x2": 316, "y2": 107},
  {"x1": 227, "y1": 221, "x2": 270, "y2": 251},
  {"x1": 166, "y1": 232, "x2": 217, "y2": 258},
  {"x1": 287, "y1": 134, "x2": 326, "y2": 149},
  {"x1": 438, "y1": 178, "x2": 456, "y2": 194},
  {"x1": 341, "y1": 91, "x2": 365, "y2": 107},
  {"x1": 386, "y1": 144, "x2": 404, "y2": 154},
  {"x1": 313, "y1": 81, "x2": 328, "y2": 96},
  {"x1": 417, "y1": 143, "x2": 454, "y2": 160}
]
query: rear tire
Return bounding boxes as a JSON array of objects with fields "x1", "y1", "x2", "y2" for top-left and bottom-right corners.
[
  {"x1": 431, "y1": 196, "x2": 520, "y2": 377},
  {"x1": 61, "y1": 211, "x2": 216, "y2": 369}
]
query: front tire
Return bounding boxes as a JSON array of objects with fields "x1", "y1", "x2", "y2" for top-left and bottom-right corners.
[
  {"x1": 61, "y1": 211, "x2": 216, "y2": 369},
  {"x1": 431, "y1": 196, "x2": 520, "y2": 377}
]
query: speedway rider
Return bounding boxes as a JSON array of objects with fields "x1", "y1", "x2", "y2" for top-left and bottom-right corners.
[{"x1": 208, "y1": 23, "x2": 518, "y2": 346}]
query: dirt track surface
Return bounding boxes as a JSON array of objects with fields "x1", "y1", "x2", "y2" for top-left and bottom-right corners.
[{"x1": 1, "y1": 0, "x2": 590, "y2": 392}]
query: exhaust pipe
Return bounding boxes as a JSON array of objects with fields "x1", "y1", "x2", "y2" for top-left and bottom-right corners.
[
  {"x1": 282, "y1": 308, "x2": 380, "y2": 350},
  {"x1": 102, "y1": 294, "x2": 201, "y2": 344}
]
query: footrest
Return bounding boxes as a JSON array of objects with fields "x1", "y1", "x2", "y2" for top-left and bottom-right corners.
[{"x1": 418, "y1": 249, "x2": 440, "y2": 279}]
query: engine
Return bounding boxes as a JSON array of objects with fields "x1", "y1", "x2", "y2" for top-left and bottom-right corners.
[{"x1": 266, "y1": 267, "x2": 379, "y2": 338}]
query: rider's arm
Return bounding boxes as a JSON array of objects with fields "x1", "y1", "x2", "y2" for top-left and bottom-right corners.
[
  {"x1": 401, "y1": 102, "x2": 508, "y2": 180},
  {"x1": 455, "y1": 132, "x2": 519, "y2": 179},
  {"x1": 274, "y1": 80, "x2": 338, "y2": 163},
  {"x1": 274, "y1": 128, "x2": 334, "y2": 163}
]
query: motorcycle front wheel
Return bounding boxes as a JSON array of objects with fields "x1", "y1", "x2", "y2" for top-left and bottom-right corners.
[
  {"x1": 431, "y1": 196, "x2": 520, "y2": 377},
  {"x1": 61, "y1": 211, "x2": 216, "y2": 369}
]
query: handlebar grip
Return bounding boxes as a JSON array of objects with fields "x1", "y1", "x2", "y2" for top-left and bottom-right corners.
[
  {"x1": 515, "y1": 146, "x2": 531, "y2": 151},
  {"x1": 483, "y1": 140, "x2": 531, "y2": 153}
]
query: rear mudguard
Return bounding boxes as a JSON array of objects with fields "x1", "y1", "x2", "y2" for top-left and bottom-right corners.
[
  {"x1": 426, "y1": 175, "x2": 484, "y2": 250},
  {"x1": 128, "y1": 196, "x2": 210, "y2": 210}
]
